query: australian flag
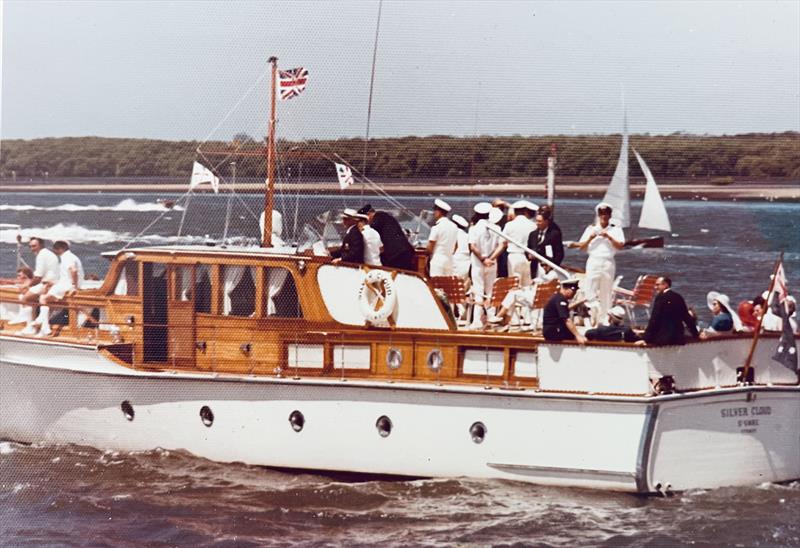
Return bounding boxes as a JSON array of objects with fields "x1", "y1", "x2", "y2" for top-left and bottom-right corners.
[{"x1": 770, "y1": 261, "x2": 797, "y2": 372}]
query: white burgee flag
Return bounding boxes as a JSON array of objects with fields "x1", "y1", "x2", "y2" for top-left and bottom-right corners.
[
  {"x1": 189, "y1": 161, "x2": 220, "y2": 193},
  {"x1": 335, "y1": 163, "x2": 354, "y2": 190}
]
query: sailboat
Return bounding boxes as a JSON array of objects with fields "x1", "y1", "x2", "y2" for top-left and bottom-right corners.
[{"x1": 602, "y1": 111, "x2": 671, "y2": 248}]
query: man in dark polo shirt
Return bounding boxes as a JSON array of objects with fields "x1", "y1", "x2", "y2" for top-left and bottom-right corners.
[
  {"x1": 542, "y1": 279, "x2": 587, "y2": 344},
  {"x1": 357, "y1": 204, "x2": 415, "y2": 270}
]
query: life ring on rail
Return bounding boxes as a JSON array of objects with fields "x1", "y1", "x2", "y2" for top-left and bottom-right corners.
[{"x1": 358, "y1": 269, "x2": 398, "y2": 324}]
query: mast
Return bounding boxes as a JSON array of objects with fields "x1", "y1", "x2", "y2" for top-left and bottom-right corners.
[
  {"x1": 546, "y1": 143, "x2": 557, "y2": 210},
  {"x1": 263, "y1": 56, "x2": 278, "y2": 247}
]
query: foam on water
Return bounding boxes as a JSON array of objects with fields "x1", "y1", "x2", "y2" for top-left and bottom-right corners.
[
  {"x1": 0, "y1": 441, "x2": 18, "y2": 455},
  {"x1": 0, "y1": 224, "x2": 210, "y2": 245},
  {"x1": 0, "y1": 198, "x2": 184, "y2": 212}
]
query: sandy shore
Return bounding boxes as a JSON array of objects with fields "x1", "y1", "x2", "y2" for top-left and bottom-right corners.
[{"x1": 1, "y1": 181, "x2": 798, "y2": 202}]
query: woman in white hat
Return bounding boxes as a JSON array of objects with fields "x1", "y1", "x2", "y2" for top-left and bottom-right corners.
[
  {"x1": 426, "y1": 199, "x2": 459, "y2": 276},
  {"x1": 570, "y1": 202, "x2": 625, "y2": 325},
  {"x1": 701, "y1": 291, "x2": 742, "y2": 337}
]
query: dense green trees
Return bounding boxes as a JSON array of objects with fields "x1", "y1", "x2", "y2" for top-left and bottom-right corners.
[{"x1": 1, "y1": 133, "x2": 797, "y2": 181}]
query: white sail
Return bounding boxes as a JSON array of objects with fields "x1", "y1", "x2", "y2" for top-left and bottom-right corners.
[
  {"x1": 634, "y1": 149, "x2": 671, "y2": 232},
  {"x1": 602, "y1": 120, "x2": 630, "y2": 228}
]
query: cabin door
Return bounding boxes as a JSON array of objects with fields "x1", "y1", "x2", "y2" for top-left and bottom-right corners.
[
  {"x1": 168, "y1": 265, "x2": 197, "y2": 368},
  {"x1": 142, "y1": 262, "x2": 168, "y2": 363}
]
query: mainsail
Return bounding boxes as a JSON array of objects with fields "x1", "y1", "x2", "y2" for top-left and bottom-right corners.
[
  {"x1": 602, "y1": 118, "x2": 631, "y2": 228},
  {"x1": 634, "y1": 149, "x2": 671, "y2": 232}
]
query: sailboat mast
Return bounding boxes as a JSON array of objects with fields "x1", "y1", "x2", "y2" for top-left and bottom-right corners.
[{"x1": 263, "y1": 56, "x2": 278, "y2": 247}]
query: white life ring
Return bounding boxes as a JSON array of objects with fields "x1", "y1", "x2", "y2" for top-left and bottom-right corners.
[{"x1": 358, "y1": 269, "x2": 398, "y2": 324}]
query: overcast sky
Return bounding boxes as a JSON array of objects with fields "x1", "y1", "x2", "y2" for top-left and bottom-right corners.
[{"x1": 1, "y1": 0, "x2": 798, "y2": 141}]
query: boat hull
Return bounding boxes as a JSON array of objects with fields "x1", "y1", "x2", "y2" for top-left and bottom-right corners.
[
  {"x1": 1, "y1": 337, "x2": 798, "y2": 493},
  {"x1": 624, "y1": 236, "x2": 665, "y2": 249}
]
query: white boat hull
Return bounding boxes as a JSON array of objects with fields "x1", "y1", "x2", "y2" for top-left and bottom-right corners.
[{"x1": 1, "y1": 337, "x2": 798, "y2": 493}]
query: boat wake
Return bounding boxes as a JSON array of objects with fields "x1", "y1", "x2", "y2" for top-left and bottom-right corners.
[
  {"x1": 0, "y1": 223, "x2": 215, "y2": 245},
  {"x1": 0, "y1": 199, "x2": 184, "y2": 213}
]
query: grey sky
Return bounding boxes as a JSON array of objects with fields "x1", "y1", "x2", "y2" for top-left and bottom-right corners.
[{"x1": 1, "y1": 0, "x2": 798, "y2": 141}]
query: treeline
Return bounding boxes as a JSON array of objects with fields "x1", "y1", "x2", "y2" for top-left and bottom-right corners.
[{"x1": 1, "y1": 133, "x2": 798, "y2": 181}]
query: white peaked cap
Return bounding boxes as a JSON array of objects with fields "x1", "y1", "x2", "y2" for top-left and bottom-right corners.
[
  {"x1": 595, "y1": 202, "x2": 613, "y2": 212},
  {"x1": 343, "y1": 208, "x2": 360, "y2": 218},
  {"x1": 434, "y1": 198, "x2": 452, "y2": 212},
  {"x1": 473, "y1": 202, "x2": 492, "y2": 215},
  {"x1": 608, "y1": 305, "x2": 626, "y2": 319},
  {"x1": 523, "y1": 200, "x2": 538, "y2": 211},
  {"x1": 489, "y1": 207, "x2": 504, "y2": 224},
  {"x1": 511, "y1": 200, "x2": 527, "y2": 210},
  {"x1": 451, "y1": 214, "x2": 468, "y2": 228}
]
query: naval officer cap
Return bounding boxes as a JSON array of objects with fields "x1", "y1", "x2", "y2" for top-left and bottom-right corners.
[
  {"x1": 451, "y1": 214, "x2": 468, "y2": 228},
  {"x1": 434, "y1": 198, "x2": 452, "y2": 212},
  {"x1": 473, "y1": 202, "x2": 492, "y2": 215},
  {"x1": 488, "y1": 207, "x2": 504, "y2": 224},
  {"x1": 342, "y1": 208, "x2": 361, "y2": 219},
  {"x1": 561, "y1": 279, "x2": 580, "y2": 290},
  {"x1": 595, "y1": 202, "x2": 613, "y2": 213}
]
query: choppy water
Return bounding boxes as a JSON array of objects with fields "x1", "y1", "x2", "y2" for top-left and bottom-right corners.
[{"x1": 1, "y1": 191, "x2": 799, "y2": 545}]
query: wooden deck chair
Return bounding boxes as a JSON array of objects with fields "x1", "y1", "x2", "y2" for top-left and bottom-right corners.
[
  {"x1": 429, "y1": 276, "x2": 469, "y2": 305},
  {"x1": 529, "y1": 279, "x2": 560, "y2": 330},
  {"x1": 615, "y1": 274, "x2": 659, "y2": 326},
  {"x1": 489, "y1": 277, "x2": 520, "y2": 311}
]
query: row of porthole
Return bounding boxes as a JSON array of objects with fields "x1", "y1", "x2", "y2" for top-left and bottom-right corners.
[{"x1": 119, "y1": 401, "x2": 487, "y2": 443}]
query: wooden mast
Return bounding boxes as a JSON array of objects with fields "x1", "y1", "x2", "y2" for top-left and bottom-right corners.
[
  {"x1": 263, "y1": 56, "x2": 278, "y2": 247},
  {"x1": 741, "y1": 252, "x2": 783, "y2": 382}
]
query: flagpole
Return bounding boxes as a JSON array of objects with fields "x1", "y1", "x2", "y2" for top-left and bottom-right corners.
[
  {"x1": 741, "y1": 252, "x2": 784, "y2": 382},
  {"x1": 264, "y1": 56, "x2": 278, "y2": 247},
  {"x1": 362, "y1": 0, "x2": 383, "y2": 198}
]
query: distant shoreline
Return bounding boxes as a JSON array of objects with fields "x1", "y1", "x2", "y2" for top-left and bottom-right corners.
[{"x1": 1, "y1": 179, "x2": 798, "y2": 202}]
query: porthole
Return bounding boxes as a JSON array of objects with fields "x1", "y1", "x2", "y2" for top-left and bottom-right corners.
[
  {"x1": 200, "y1": 405, "x2": 214, "y2": 427},
  {"x1": 426, "y1": 349, "x2": 444, "y2": 372},
  {"x1": 289, "y1": 410, "x2": 305, "y2": 432},
  {"x1": 376, "y1": 415, "x2": 393, "y2": 437},
  {"x1": 386, "y1": 348, "x2": 403, "y2": 370},
  {"x1": 470, "y1": 421, "x2": 487, "y2": 444},
  {"x1": 120, "y1": 400, "x2": 134, "y2": 421}
]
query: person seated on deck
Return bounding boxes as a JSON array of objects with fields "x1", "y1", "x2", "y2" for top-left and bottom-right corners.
[
  {"x1": 585, "y1": 305, "x2": 640, "y2": 343},
  {"x1": 635, "y1": 276, "x2": 699, "y2": 346},
  {"x1": 699, "y1": 291, "x2": 742, "y2": 338},
  {"x1": 330, "y1": 209, "x2": 365, "y2": 265},
  {"x1": 2, "y1": 267, "x2": 35, "y2": 325},
  {"x1": 542, "y1": 279, "x2": 586, "y2": 344},
  {"x1": 488, "y1": 264, "x2": 559, "y2": 328},
  {"x1": 22, "y1": 240, "x2": 84, "y2": 337}
]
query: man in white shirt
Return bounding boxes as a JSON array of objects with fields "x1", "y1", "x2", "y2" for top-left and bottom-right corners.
[
  {"x1": 451, "y1": 214, "x2": 471, "y2": 282},
  {"x1": 468, "y1": 203, "x2": 504, "y2": 329},
  {"x1": 24, "y1": 240, "x2": 84, "y2": 337},
  {"x1": 570, "y1": 202, "x2": 625, "y2": 325},
  {"x1": 426, "y1": 199, "x2": 459, "y2": 276},
  {"x1": 501, "y1": 200, "x2": 537, "y2": 286},
  {"x1": 20, "y1": 237, "x2": 60, "y2": 305},
  {"x1": 359, "y1": 214, "x2": 384, "y2": 266}
]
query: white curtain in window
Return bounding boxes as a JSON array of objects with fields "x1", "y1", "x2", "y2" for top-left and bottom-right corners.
[
  {"x1": 265, "y1": 268, "x2": 288, "y2": 315},
  {"x1": 114, "y1": 273, "x2": 128, "y2": 295},
  {"x1": 179, "y1": 268, "x2": 192, "y2": 300},
  {"x1": 223, "y1": 266, "x2": 246, "y2": 315}
]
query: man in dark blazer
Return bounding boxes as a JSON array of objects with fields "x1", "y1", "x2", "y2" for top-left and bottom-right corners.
[
  {"x1": 331, "y1": 209, "x2": 365, "y2": 264},
  {"x1": 527, "y1": 205, "x2": 564, "y2": 279},
  {"x1": 638, "y1": 276, "x2": 699, "y2": 346},
  {"x1": 358, "y1": 204, "x2": 415, "y2": 270}
]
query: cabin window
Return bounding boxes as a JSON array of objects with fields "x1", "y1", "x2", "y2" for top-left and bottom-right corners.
[
  {"x1": 113, "y1": 261, "x2": 139, "y2": 296},
  {"x1": 222, "y1": 265, "x2": 255, "y2": 317},
  {"x1": 194, "y1": 265, "x2": 212, "y2": 313},
  {"x1": 264, "y1": 267, "x2": 301, "y2": 318},
  {"x1": 174, "y1": 266, "x2": 193, "y2": 301}
]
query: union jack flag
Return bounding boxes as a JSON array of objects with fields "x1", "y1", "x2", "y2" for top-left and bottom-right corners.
[{"x1": 279, "y1": 67, "x2": 309, "y2": 100}]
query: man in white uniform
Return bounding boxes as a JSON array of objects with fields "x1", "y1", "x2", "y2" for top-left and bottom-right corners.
[
  {"x1": 24, "y1": 240, "x2": 84, "y2": 336},
  {"x1": 451, "y1": 214, "x2": 471, "y2": 282},
  {"x1": 426, "y1": 199, "x2": 459, "y2": 276},
  {"x1": 501, "y1": 200, "x2": 537, "y2": 286},
  {"x1": 19, "y1": 237, "x2": 60, "y2": 305},
  {"x1": 359, "y1": 214, "x2": 384, "y2": 266},
  {"x1": 468, "y1": 202, "x2": 503, "y2": 329},
  {"x1": 571, "y1": 202, "x2": 625, "y2": 325}
]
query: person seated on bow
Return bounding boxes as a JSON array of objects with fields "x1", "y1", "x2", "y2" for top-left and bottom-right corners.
[
  {"x1": 700, "y1": 291, "x2": 742, "y2": 338},
  {"x1": 585, "y1": 305, "x2": 640, "y2": 343},
  {"x1": 2, "y1": 267, "x2": 35, "y2": 326}
]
